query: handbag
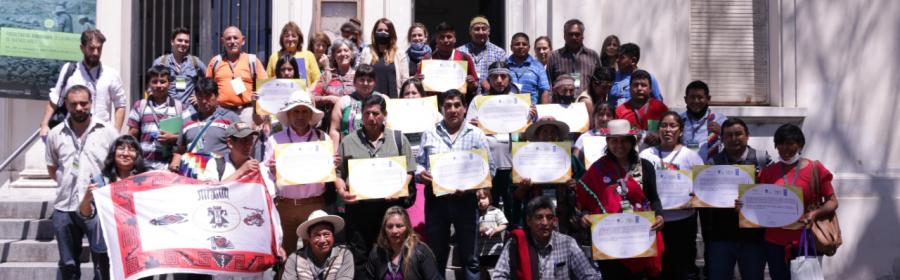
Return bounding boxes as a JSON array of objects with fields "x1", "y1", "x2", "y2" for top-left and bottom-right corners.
[
  {"x1": 809, "y1": 160, "x2": 842, "y2": 256},
  {"x1": 791, "y1": 229, "x2": 825, "y2": 280}
]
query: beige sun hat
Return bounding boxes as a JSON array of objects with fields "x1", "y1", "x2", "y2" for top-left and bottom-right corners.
[
  {"x1": 276, "y1": 90, "x2": 324, "y2": 128},
  {"x1": 296, "y1": 210, "x2": 345, "y2": 240},
  {"x1": 603, "y1": 119, "x2": 639, "y2": 137}
]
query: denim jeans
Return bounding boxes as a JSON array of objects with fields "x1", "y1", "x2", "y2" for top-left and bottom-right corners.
[
  {"x1": 52, "y1": 210, "x2": 109, "y2": 280},
  {"x1": 425, "y1": 192, "x2": 480, "y2": 280},
  {"x1": 706, "y1": 240, "x2": 766, "y2": 280}
]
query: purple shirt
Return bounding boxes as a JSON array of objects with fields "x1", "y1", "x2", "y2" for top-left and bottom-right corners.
[{"x1": 263, "y1": 127, "x2": 331, "y2": 199}]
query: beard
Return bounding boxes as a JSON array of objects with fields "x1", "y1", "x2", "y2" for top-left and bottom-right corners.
[{"x1": 70, "y1": 111, "x2": 91, "y2": 123}]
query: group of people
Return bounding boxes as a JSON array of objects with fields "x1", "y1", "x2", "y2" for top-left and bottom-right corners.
[{"x1": 39, "y1": 15, "x2": 838, "y2": 280}]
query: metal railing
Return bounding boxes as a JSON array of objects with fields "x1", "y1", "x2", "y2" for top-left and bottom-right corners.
[{"x1": 0, "y1": 128, "x2": 40, "y2": 172}]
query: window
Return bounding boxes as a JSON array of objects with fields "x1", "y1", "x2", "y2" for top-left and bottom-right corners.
[
  {"x1": 689, "y1": 0, "x2": 769, "y2": 105},
  {"x1": 314, "y1": 0, "x2": 363, "y2": 39}
]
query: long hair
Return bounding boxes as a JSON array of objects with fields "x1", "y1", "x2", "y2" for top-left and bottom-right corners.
[
  {"x1": 274, "y1": 54, "x2": 301, "y2": 79},
  {"x1": 406, "y1": 23, "x2": 429, "y2": 43},
  {"x1": 101, "y1": 135, "x2": 148, "y2": 183},
  {"x1": 600, "y1": 35, "x2": 620, "y2": 67},
  {"x1": 368, "y1": 18, "x2": 398, "y2": 64},
  {"x1": 306, "y1": 32, "x2": 332, "y2": 56},
  {"x1": 278, "y1": 21, "x2": 304, "y2": 54},
  {"x1": 329, "y1": 38, "x2": 358, "y2": 69},
  {"x1": 376, "y1": 206, "x2": 420, "y2": 276}
]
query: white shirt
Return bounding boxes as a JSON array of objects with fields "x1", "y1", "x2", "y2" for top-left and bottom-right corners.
[
  {"x1": 45, "y1": 119, "x2": 119, "y2": 211},
  {"x1": 49, "y1": 62, "x2": 128, "y2": 124},
  {"x1": 639, "y1": 146, "x2": 705, "y2": 222}
]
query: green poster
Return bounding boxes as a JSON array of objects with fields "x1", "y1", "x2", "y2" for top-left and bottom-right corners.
[{"x1": 0, "y1": 28, "x2": 82, "y2": 61}]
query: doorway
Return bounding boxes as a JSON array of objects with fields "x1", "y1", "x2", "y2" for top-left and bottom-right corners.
[{"x1": 414, "y1": 0, "x2": 505, "y2": 48}]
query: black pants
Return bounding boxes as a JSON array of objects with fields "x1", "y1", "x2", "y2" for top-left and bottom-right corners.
[
  {"x1": 656, "y1": 213, "x2": 699, "y2": 280},
  {"x1": 491, "y1": 170, "x2": 523, "y2": 226}
]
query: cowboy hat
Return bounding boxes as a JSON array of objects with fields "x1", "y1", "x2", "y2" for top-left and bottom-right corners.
[
  {"x1": 603, "y1": 119, "x2": 639, "y2": 137},
  {"x1": 523, "y1": 117, "x2": 570, "y2": 141},
  {"x1": 297, "y1": 210, "x2": 345, "y2": 240},
  {"x1": 276, "y1": 90, "x2": 325, "y2": 128}
]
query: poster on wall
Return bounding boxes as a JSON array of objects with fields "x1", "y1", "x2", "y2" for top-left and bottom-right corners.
[{"x1": 0, "y1": 0, "x2": 96, "y2": 100}]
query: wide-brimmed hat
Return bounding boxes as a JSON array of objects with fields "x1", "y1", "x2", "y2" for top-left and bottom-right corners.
[
  {"x1": 524, "y1": 117, "x2": 570, "y2": 141},
  {"x1": 276, "y1": 90, "x2": 324, "y2": 128},
  {"x1": 297, "y1": 210, "x2": 345, "y2": 240},
  {"x1": 603, "y1": 119, "x2": 639, "y2": 137}
]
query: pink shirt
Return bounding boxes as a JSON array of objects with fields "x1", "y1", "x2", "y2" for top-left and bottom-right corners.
[{"x1": 263, "y1": 127, "x2": 331, "y2": 199}]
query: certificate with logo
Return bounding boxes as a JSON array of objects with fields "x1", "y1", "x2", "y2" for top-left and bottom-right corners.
[
  {"x1": 691, "y1": 165, "x2": 756, "y2": 208},
  {"x1": 590, "y1": 212, "x2": 658, "y2": 260},
  {"x1": 429, "y1": 149, "x2": 492, "y2": 196},
  {"x1": 421, "y1": 60, "x2": 467, "y2": 93},
  {"x1": 386, "y1": 96, "x2": 441, "y2": 133},
  {"x1": 536, "y1": 102, "x2": 590, "y2": 133},
  {"x1": 473, "y1": 94, "x2": 532, "y2": 134},
  {"x1": 348, "y1": 156, "x2": 410, "y2": 200},
  {"x1": 738, "y1": 184, "x2": 804, "y2": 229},
  {"x1": 511, "y1": 142, "x2": 572, "y2": 184},
  {"x1": 274, "y1": 141, "x2": 335, "y2": 185},
  {"x1": 656, "y1": 169, "x2": 694, "y2": 209},
  {"x1": 255, "y1": 79, "x2": 307, "y2": 116}
]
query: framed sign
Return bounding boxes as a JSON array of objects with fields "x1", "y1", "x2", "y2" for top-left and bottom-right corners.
[{"x1": 314, "y1": 0, "x2": 363, "y2": 38}]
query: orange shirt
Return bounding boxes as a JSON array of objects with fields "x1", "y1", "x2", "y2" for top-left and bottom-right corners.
[{"x1": 206, "y1": 53, "x2": 268, "y2": 107}]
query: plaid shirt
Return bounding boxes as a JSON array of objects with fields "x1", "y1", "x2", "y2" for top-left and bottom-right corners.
[
  {"x1": 416, "y1": 121, "x2": 496, "y2": 175},
  {"x1": 458, "y1": 42, "x2": 507, "y2": 82},
  {"x1": 492, "y1": 231, "x2": 601, "y2": 279}
]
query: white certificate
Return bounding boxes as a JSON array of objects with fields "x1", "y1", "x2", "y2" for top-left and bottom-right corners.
[
  {"x1": 536, "y1": 102, "x2": 590, "y2": 133},
  {"x1": 590, "y1": 212, "x2": 658, "y2": 260},
  {"x1": 274, "y1": 141, "x2": 335, "y2": 185},
  {"x1": 386, "y1": 96, "x2": 441, "y2": 133},
  {"x1": 511, "y1": 142, "x2": 572, "y2": 184},
  {"x1": 474, "y1": 94, "x2": 532, "y2": 134},
  {"x1": 255, "y1": 79, "x2": 307, "y2": 116},
  {"x1": 691, "y1": 165, "x2": 756, "y2": 208},
  {"x1": 348, "y1": 156, "x2": 410, "y2": 200},
  {"x1": 429, "y1": 149, "x2": 492, "y2": 196},
  {"x1": 739, "y1": 184, "x2": 804, "y2": 228},
  {"x1": 421, "y1": 60, "x2": 467, "y2": 93},
  {"x1": 581, "y1": 135, "x2": 607, "y2": 168},
  {"x1": 656, "y1": 169, "x2": 694, "y2": 209}
]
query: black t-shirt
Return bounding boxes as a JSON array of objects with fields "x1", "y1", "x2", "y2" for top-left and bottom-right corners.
[{"x1": 373, "y1": 56, "x2": 397, "y2": 98}]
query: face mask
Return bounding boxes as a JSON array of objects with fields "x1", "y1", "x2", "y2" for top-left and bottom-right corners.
[
  {"x1": 780, "y1": 153, "x2": 801, "y2": 165},
  {"x1": 374, "y1": 32, "x2": 390, "y2": 44},
  {"x1": 555, "y1": 95, "x2": 576, "y2": 104}
]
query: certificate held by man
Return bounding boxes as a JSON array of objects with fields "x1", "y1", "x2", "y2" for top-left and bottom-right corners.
[
  {"x1": 511, "y1": 142, "x2": 572, "y2": 184},
  {"x1": 536, "y1": 102, "x2": 590, "y2": 133},
  {"x1": 256, "y1": 79, "x2": 307, "y2": 116},
  {"x1": 473, "y1": 94, "x2": 532, "y2": 134},
  {"x1": 421, "y1": 60, "x2": 467, "y2": 93},
  {"x1": 386, "y1": 96, "x2": 441, "y2": 133},
  {"x1": 738, "y1": 184, "x2": 804, "y2": 229},
  {"x1": 274, "y1": 140, "x2": 335, "y2": 186},
  {"x1": 348, "y1": 156, "x2": 410, "y2": 200},
  {"x1": 656, "y1": 169, "x2": 693, "y2": 209},
  {"x1": 590, "y1": 212, "x2": 658, "y2": 260},
  {"x1": 691, "y1": 165, "x2": 756, "y2": 208},
  {"x1": 429, "y1": 149, "x2": 492, "y2": 196}
]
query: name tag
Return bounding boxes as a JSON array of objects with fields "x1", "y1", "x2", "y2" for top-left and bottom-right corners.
[
  {"x1": 570, "y1": 72, "x2": 581, "y2": 89},
  {"x1": 175, "y1": 76, "x2": 187, "y2": 90},
  {"x1": 230, "y1": 78, "x2": 247, "y2": 95}
]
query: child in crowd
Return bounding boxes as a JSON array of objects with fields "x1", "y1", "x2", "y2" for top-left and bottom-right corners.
[{"x1": 476, "y1": 188, "x2": 508, "y2": 279}]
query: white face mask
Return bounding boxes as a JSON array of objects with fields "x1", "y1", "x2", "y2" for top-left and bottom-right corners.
[{"x1": 780, "y1": 153, "x2": 801, "y2": 165}]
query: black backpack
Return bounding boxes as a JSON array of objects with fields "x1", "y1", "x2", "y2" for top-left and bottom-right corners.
[{"x1": 48, "y1": 63, "x2": 79, "y2": 128}]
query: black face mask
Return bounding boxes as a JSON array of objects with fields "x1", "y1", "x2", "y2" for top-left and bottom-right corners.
[
  {"x1": 374, "y1": 32, "x2": 390, "y2": 45},
  {"x1": 555, "y1": 95, "x2": 576, "y2": 104}
]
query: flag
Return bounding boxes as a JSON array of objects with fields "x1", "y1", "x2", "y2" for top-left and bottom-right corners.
[{"x1": 94, "y1": 170, "x2": 280, "y2": 279}]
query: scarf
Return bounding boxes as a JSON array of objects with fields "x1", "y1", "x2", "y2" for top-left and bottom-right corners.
[
  {"x1": 406, "y1": 43, "x2": 432, "y2": 63},
  {"x1": 509, "y1": 228, "x2": 539, "y2": 280}
]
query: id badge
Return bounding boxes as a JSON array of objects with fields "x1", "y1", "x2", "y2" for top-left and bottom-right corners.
[
  {"x1": 571, "y1": 72, "x2": 581, "y2": 89},
  {"x1": 230, "y1": 78, "x2": 247, "y2": 95},
  {"x1": 687, "y1": 142, "x2": 700, "y2": 151},
  {"x1": 175, "y1": 76, "x2": 187, "y2": 91}
]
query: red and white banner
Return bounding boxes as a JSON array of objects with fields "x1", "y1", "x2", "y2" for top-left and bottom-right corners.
[{"x1": 94, "y1": 170, "x2": 280, "y2": 279}]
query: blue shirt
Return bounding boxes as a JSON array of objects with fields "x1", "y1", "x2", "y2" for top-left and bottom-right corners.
[
  {"x1": 152, "y1": 54, "x2": 206, "y2": 106},
  {"x1": 680, "y1": 109, "x2": 728, "y2": 160},
  {"x1": 416, "y1": 121, "x2": 496, "y2": 175},
  {"x1": 457, "y1": 42, "x2": 507, "y2": 82},
  {"x1": 609, "y1": 71, "x2": 664, "y2": 107},
  {"x1": 506, "y1": 55, "x2": 551, "y2": 104}
]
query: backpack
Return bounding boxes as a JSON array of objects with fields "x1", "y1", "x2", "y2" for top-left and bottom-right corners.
[
  {"x1": 136, "y1": 96, "x2": 184, "y2": 138},
  {"x1": 158, "y1": 54, "x2": 202, "y2": 72},
  {"x1": 211, "y1": 54, "x2": 259, "y2": 90},
  {"x1": 48, "y1": 62, "x2": 79, "y2": 128}
]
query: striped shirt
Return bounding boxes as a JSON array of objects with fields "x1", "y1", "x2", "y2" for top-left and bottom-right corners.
[
  {"x1": 127, "y1": 97, "x2": 183, "y2": 169},
  {"x1": 546, "y1": 46, "x2": 601, "y2": 93},
  {"x1": 416, "y1": 121, "x2": 496, "y2": 175},
  {"x1": 492, "y1": 231, "x2": 601, "y2": 279},
  {"x1": 506, "y1": 55, "x2": 551, "y2": 104},
  {"x1": 457, "y1": 42, "x2": 507, "y2": 82},
  {"x1": 176, "y1": 107, "x2": 241, "y2": 155}
]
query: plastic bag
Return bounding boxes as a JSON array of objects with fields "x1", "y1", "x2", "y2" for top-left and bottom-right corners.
[{"x1": 791, "y1": 228, "x2": 824, "y2": 280}]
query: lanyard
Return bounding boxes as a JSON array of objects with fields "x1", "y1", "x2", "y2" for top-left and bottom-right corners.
[
  {"x1": 81, "y1": 62, "x2": 101, "y2": 94},
  {"x1": 145, "y1": 97, "x2": 173, "y2": 128},
  {"x1": 631, "y1": 102, "x2": 650, "y2": 128},
  {"x1": 687, "y1": 111, "x2": 714, "y2": 142},
  {"x1": 225, "y1": 56, "x2": 240, "y2": 79},
  {"x1": 286, "y1": 127, "x2": 315, "y2": 143},
  {"x1": 655, "y1": 146, "x2": 683, "y2": 170},
  {"x1": 779, "y1": 161, "x2": 802, "y2": 186}
]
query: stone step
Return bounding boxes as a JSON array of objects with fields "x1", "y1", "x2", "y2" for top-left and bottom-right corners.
[
  {"x1": 0, "y1": 262, "x2": 94, "y2": 279},
  {"x1": 0, "y1": 219, "x2": 55, "y2": 240},
  {"x1": 0, "y1": 239, "x2": 90, "y2": 263},
  {"x1": 9, "y1": 178, "x2": 58, "y2": 188},
  {"x1": 0, "y1": 200, "x2": 53, "y2": 219}
]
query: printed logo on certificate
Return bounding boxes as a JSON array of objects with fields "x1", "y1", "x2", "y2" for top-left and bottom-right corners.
[
  {"x1": 274, "y1": 141, "x2": 335, "y2": 186},
  {"x1": 691, "y1": 165, "x2": 756, "y2": 208},
  {"x1": 348, "y1": 156, "x2": 410, "y2": 200},
  {"x1": 429, "y1": 149, "x2": 492, "y2": 196},
  {"x1": 536, "y1": 102, "x2": 590, "y2": 133},
  {"x1": 474, "y1": 94, "x2": 532, "y2": 134},
  {"x1": 656, "y1": 169, "x2": 693, "y2": 209},
  {"x1": 581, "y1": 135, "x2": 606, "y2": 168},
  {"x1": 255, "y1": 79, "x2": 307, "y2": 116},
  {"x1": 738, "y1": 184, "x2": 804, "y2": 229},
  {"x1": 511, "y1": 142, "x2": 572, "y2": 184},
  {"x1": 590, "y1": 212, "x2": 658, "y2": 260},
  {"x1": 386, "y1": 96, "x2": 441, "y2": 133},
  {"x1": 421, "y1": 60, "x2": 468, "y2": 93}
]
